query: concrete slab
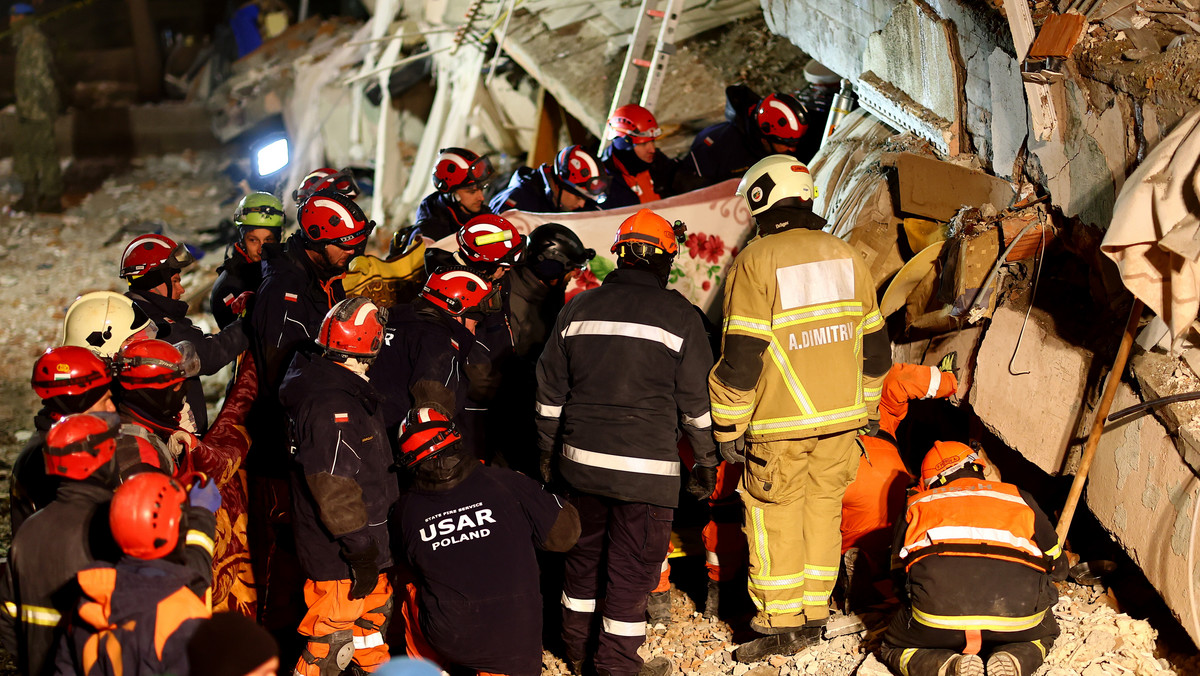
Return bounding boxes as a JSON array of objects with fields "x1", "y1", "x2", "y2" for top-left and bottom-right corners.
[
  {"x1": 969, "y1": 301, "x2": 1095, "y2": 474},
  {"x1": 861, "y1": 0, "x2": 960, "y2": 127},
  {"x1": 893, "y1": 324, "x2": 985, "y2": 403},
  {"x1": 1087, "y1": 381, "x2": 1200, "y2": 647},
  {"x1": 988, "y1": 48, "x2": 1027, "y2": 179},
  {"x1": 1130, "y1": 351, "x2": 1200, "y2": 475}
]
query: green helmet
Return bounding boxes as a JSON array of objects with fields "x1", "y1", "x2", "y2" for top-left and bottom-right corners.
[{"x1": 234, "y1": 192, "x2": 285, "y2": 230}]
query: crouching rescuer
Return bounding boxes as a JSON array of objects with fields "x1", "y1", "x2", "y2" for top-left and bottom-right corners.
[
  {"x1": 708, "y1": 155, "x2": 891, "y2": 661},
  {"x1": 280, "y1": 297, "x2": 397, "y2": 676},
  {"x1": 880, "y1": 442, "x2": 1066, "y2": 676}
]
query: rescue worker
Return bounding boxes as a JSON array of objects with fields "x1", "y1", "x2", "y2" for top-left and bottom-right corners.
[
  {"x1": 121, "y1": 233, "x2": 249, "y2": 433},
  {"x1": 424, "y1": 213, "x2": 525, "y2": 281},
  {"x1": 840, "y1": 356, "x2": 958, "y2": 609},
  {"x1": 881, "y1": 442, "x2": 1066, "y2": 676},
  {"x1": 10, "y1": 346, "x2": 117, "y2": 532},
  {"x1": 60, "y1": 291, "x2": 158, "y2": 359},
  {"x1": 489, "y1": 145, "x2": 610, "y2": 214},
  {"x1": 11, "y1": 3, "x2": 62, "y2": 213},
  {"x1": 393, "y1": 407, "x2": 581, "y2": 676},
  {"x1": 709, "y1": 155, "x2": 891, "y2": 662},
  {"x1": 676, "y1": 87, "x2": 808, "y2": 192},
  {"x1": 371, "y1": 268, "x2": 501, "y2": 456},
  {"x1": 279, "y1": 297, "x2": 397, "y2": 676},
  {"x1": 55, "y1": 472, "x2": 221, "y2": 676},
  {"x1": 0, "y1": 414, "x2": 126, "y2": 676},
  {"x1": 536, "y1": 209, "x2": 718, "y2": 676},
  {"x1": 111, "y1": 338, "x2": 195, "y2": 467},
  {"x1": 416, "y1": 147, "x2": 496, "y2": 241},
  {"x1": 211, "y1": 192, "x2": 286, "y2": 328},
  {"x1": 600, "y1": 104, "x2": 675, "y2": 208},
  {"x1": 247, "y1": 189, "x2": 372, "y2": 641},
  {"x1": 292, "y1": 167, "x2": 361, "y2": 205}
]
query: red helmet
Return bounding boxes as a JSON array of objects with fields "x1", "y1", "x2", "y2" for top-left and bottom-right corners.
[
  {"x1": 43, "y1": 412, "x2": 120, "y2": 480},
  {"x1": 457, "y1": 214, "x2": 525, "y2": 267},
  {"x1": 317, "y1": 297, "x2": 387, "y2": 360},
  {"x1": 432, "y1": 148, "x2": 494, "y2": 193},
  {"x1": 554, "y1": 145, "x2": 610, "y2": 203},
  {"x1": 109, "y1": 472, "x2": 187, "y2": 559},
  {"x1": 114, "y1": 339, "x2": 186, "y2": 390},
  {"x1": 420, "y1": 268, "x2": 501, "y2": 317},
  {"x1": 31, "y1": 346, "x2": 112, "y2": 400},
  {"x1": 611, "y1": 208, "x2": 685, "y2": 256},
  {"x1": 119, "y1": 234, "x2": 195, "y2": 280},
  {"x1": 607, "y1": 104, "x2": 661, "y2": 144},
  {"x1": 754, "y1": 93, "x2": 808, "y2": 147},
  {"x1": 397, "y1": 407, "x2": 461, "y2": 468},
  {"x1": 294, "y1": 167, "x2": 360, "y2": 204},
  {"x1": 919, "y1": 441, "x2": 986, "y2": 489},
  {"x1": 298, "y1": 190, "x2": 375, "y2": 249}
]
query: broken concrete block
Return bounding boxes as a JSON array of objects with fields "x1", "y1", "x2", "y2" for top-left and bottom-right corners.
[
  {"x1": 970, "y1": 301, "x2": 1094, "y2": 474},
  {"x1": 861, "y1": 1, "x2": 960, "y2": 127},
  {"x1": 824, "y1": 612, "x2": 866, "y2": 639},
  {"x1": 1130, "y1": 351, "x2": 1200, "y2": 474},
  {"x1": 855, "y1": 654, "x2": 892, "y2": 676},
  {"x1": 987, "y1": 48, "x2": 1027, "y2": 179},
  {"x1": 891, "y1": 153, "x2": 1015, "y2": 221}
]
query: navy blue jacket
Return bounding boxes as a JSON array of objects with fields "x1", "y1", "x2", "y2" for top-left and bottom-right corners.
[
  {"x1": 210, "y1": 247, "x2": 262, "y2": 329},
  {"x1": 415, "y1": 191, "x2": 491, "y2": 242}
]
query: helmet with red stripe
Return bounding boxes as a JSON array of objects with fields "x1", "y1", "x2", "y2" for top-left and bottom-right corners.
[
  {"x1": 456, "y1": 214, "x2": 525, "y2": 267},
  {"x1": 432, "y1": 148, "x2": 494, "y2": 193},
  {"x1": 120, "y1": 234, "x2": 195, "y2": 281},
  {"x1": 397, "y1": 406, "x2": 461, "y2": 468},
  {"x1": 920, "y1": 440, "x2": 987, "y2": 489},
  {"x1": 316, "y1": 297, "x2": 387, "y2": 361},
  {"x1": 554, "y1": 145, "x2": 610, "y2": 204},
  {"x1": 31, "y1": 346, "x2": 112, "y2": 400},
  {"x1": 109, "y1": 472, "x2": 188, "y2": 559},
  {"x1": 297, "y1": 190, "x2": 375, "y2": 249},
  {"x1": 608, "y1": 104, "x2": 661, "y2": 150},
  {"x1": 293, "y1": 167, "x2": 360, "y2": 204},
  {"x1": 736, "y1": 155, "x2": 817, "y2": 217},
  {"x1": 753, "y1": 93, "x2": 808, "y2": 148},
  {"x1": 420, "y1": 268, "x2": 501, "y2": 317},
  {"x1": 114, "y1": 339, "x2": 187, "y2": 390},
  {"x1": 43, "y1": 412, "x2": 120, "y2": 480}
]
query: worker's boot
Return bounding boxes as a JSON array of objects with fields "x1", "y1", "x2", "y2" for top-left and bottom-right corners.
[
  {"x1": 646, "y1": 590, "x2": 671, "y2": 624},
  {"x1": 986, "y1": 652, "x2": 1020, "y2": 676},
  {"x1": 941, "y1": 654, "x2": 984, "y2": 676},
  {"x1": 566, "y1": 657, "x2": 585, "y2": 676},
  {"x1": 703, "y1": 579, "x2": 721, "y2": 619},
  {"x1": 732, "y1": 626, "x2": 822, "y2": 663},
  {"x1": 598, "y1": 657, "x2": 671, "y2": 676}
]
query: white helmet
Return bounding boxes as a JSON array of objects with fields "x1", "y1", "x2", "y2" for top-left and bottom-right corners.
[
  {"x1": 61, "y1": 291, "x2": 157, "y2": 358},
  {"x1": 736, "y1": 154, "x2": 818, "y2": 216}
]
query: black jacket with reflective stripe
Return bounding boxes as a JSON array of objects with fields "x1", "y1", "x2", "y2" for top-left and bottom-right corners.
[{"x1": 535, "y1": 269, "x2": 716, "y2": 508}]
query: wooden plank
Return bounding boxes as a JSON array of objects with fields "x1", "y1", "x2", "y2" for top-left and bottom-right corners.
[{"x1": 1003, "y1": 0, "x2": 1038, "y2": 61}]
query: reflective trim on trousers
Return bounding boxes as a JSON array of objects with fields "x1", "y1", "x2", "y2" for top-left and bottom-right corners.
[
  {"x1": 352, "y1": 632, "x2": 384, "y2": 649},
  {"x1": 602, "y1": 617, "x2": 647, "y2": 637},
  {"x1": 911, "y1": 607, "x2": 1047, "y2": 632},
  {"x1": 561, "y1": 592, "x2": 597, "y2": 613}
]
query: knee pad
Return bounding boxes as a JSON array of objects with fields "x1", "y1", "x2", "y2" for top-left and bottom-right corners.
[
  {"x1": 356, "y1": 594, "x2": 394, "y2": 637},
  {"x1": 301, "y1": 629, "x2": 354, "y2": 676}
]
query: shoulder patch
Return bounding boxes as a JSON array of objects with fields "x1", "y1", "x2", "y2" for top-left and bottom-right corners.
[
  {"x1": 703, "y1": 137, "x2": 714, "y2": 146},
  {"x1": 333, "y1": 412, "x2": 349, "y2": 423},
  {"x1": 284, "y1": 292, "x2": 299, "y2": 302}
]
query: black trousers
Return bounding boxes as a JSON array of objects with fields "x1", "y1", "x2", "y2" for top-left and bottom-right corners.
[
  {"x1": 561, "y1": 493, "x2": 673, "y2": 676},
  {"x1": 880, "y1": 606, "x2": 1057, "y2": 676}
]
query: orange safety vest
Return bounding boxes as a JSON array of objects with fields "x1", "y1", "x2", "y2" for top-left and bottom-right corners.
[
  {"x1": 613, "y1": 155, "x2": 660, "y2": 203},
  {"x1": 899, "y1": 479, "x2": 1049, "y2": 573}
]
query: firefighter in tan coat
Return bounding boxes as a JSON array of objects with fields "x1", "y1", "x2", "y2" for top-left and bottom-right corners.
[{"x1": 709, "y1": 155, "x2": 892, "y2": 662}]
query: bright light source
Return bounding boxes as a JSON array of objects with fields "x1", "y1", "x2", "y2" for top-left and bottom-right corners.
[{"x1": 256, "y1": 138, "x2": 289, "y2": 177}]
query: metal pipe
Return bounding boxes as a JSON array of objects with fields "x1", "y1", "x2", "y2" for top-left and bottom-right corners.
[
  {"x1": 485, "y1": 0, "x2": 519, "y2": 89},
  {"x1": 1106, "y1": 389, "x2": 1200, "y2": 423}
]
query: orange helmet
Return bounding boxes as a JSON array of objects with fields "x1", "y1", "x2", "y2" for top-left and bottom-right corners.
[
  {"x1": 110, "y1": 472, "x2": 188, "y2": 559},
  {"x1": 610, "y1": 208, "x2": 685, "y2": 256},
  {"x1": 919, "y1": 441, "x2": 985, "y2": 489},
  {"x1": 396, "y1": 407, "x2": 461, "y2": 468},
  {"x1": 44, "y1": 412, "x2": 120, "y2": 480}
]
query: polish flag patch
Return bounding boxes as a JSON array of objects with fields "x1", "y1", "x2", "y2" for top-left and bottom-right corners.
[
  {"x1": 333, "y1": 413, "x2": 349, "y2": 423},
  {"x1": 284, "y1": 293, "x2": 299, "y2": 302},
  {"x1": 703, "y1": 137, "x2": 714, "y2": 146},
  {"x1": 222, "y1": 293, "x2": 236, "y2": 306}
]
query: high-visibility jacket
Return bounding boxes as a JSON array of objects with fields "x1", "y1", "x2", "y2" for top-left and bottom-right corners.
[
  {"x1": 894, "y1": 478, "x2": 1065, "y2": 633},
  {"x1": 709, "y1": 221, "x2": 888, "y2": 443},
  {"x1": 878, "y1": 363, "x2": 958, "y2": 438}
]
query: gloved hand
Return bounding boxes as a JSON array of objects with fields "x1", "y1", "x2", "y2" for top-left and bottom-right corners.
[
  {"x1": 719, "y1": 436, "x2": 746, "y2": 464},
  {"x1": 228, "y1": 291, "x2": 254, "y2": 316},
  {"x1": 938, "y1": 351, "x2": 958, "y2": 377},
  {"x1": 859, "y1": 418, "x2": 880, "y2": 438},
  {"x1": 188, "y1": 478, "x2": 222, "y2": 514},
  {"x1": 539, "y1": 445, "x2": 554, "y2": 485},
  {"x1": 342, "y1": 540, "x2": 380, "y2": 600},
  {"x1": 686, "y1": 464, "x2": 718, "y2": 500}
]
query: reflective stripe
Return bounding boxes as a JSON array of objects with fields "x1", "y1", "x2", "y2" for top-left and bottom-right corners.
[
  {"x1": 912, "y1": 607, "x2": 1047, "y2": 632},
  {"x1": 682, "y1": 411, "x2": 712, "y2": 428},
  {"x1": 352, "y1": 632, "x2": 384, "y2": 649},
  {"x1": 766, "y1": 342, "x2": 817, "y2": 415},
  {"x1": 725, "y1": 315, "x2": 773, "y2": 336},
  {"x1": 863, "y1": 385, "x2": 882, "y2": 401},
  {"x1": 561, "y1": 593, "x2": 596, "y2": 613},
  {"x1": 750, "y1": 506, "x2": 771, "y2": 574},
  {"x1": 759, "y1": 598, "x2": 806, "y2": 612},
  {"x1": 3, "y1": 602, "x2": 16, "y2": 618},
  {"x1": 711, "y1": 402, "x2": 753, "y2": 418},
  {"x1": 803, "y1": 565, "x2": 838, "y2": 581},
  {"x1": 1044, "y1": 543, "x2": 1062, "y2": 559},
  {"x1": 907, "y1": 489, "x2": 1029, "y2": 509},
  {"x1": 1032, "y1": 638, "x2": 1047, "y2": 659},
  {"x1": 899, "y1": 648, "x2": 917, "y2": 676},
  {"x1": 660, "y1": 559, "x2": 670, "y2": 573},
  {"x1": 772, "y1": 301, "x2": 864, "y2": 328},
  {"x1": 21, "y1": 605, "x2": 62, "y2": 626},
  {"x1": 747, "y1": 405, "x2": 868, "y2": 434},
  {"x1": 186, "y1": 530, "x2": 215, "y2": 556},
  {"x1": 706, "y1": 550, "x2": 720, "y2": 566},
  {"x1": 602, "y1": 617, "x2": 647, "y2": 637},
  {"x1": 749, "y1": 573, "x2": 805, "y2": 590},
  {"x1": 562, "y1": 320, "x2": 683, "y2": 352},
  {"x1": 924, "y1": 367, "x2": 941, "y2": 399},
  {"x1": 862, "y1": 309, "x2": 884, "y2": 331},
  {"x1": 901, "y1": 526, "x2": 1043, "y2": 559},
  {"x1": 562, "y1": 444, "x2": 680, "y2": 477},
  {"x1": 803, "y1": 591, "x2": 831, "y2": 605},
  {"x1": 535, "y1": 401, "x2": 562, "y2": 418}
]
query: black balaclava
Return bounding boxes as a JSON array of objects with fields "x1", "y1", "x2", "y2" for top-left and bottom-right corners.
[
  {"x1": 116, "y1": 384, "x2": 186, "y2": 436},
  {"x1": 412, "y1": 442, "x2": 478, "y2": 492}
]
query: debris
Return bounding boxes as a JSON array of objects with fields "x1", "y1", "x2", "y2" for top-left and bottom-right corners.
[
  {"x1": 888, "y1": 152, "x2": 1016, "y2": 221},
  {"x1": 1028, "y1": 13, "x2": 1088, "y2": 58}
]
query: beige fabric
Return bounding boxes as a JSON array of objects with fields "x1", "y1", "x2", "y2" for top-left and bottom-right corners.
[{"x1": 1101, "y1": 107, "x2": 1200, "y2": 343}]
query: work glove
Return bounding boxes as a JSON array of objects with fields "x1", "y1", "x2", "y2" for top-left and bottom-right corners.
[
  {"x1": 938, "y1": 351, "x2": 958, "y2": 377},
  {"x1": 686, "y1": 464, "x2": 718, "y2": 500},
  {"x1": 539, "y1": 445, "x2": 554, "y2": 485},
  {"x1": 342, "y1": 540, "x2": 381, "y2": 600},
  {"x1": 188, "y1": 478, "x2": 222, "y2": 514},
  {"x1": 228, "y1": 291, "x2": 254, "y2": 316},
  {"x1": 719, "y1": 436, "x2": 746, "y2": 465},
  {"x1": 859, "y1": 418, "x2": 880, "y2": 438}
]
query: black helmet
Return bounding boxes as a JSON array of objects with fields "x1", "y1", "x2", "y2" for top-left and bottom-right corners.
[{"x1": 525, "y1": 223, "x2": 595, "y2": 282}]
